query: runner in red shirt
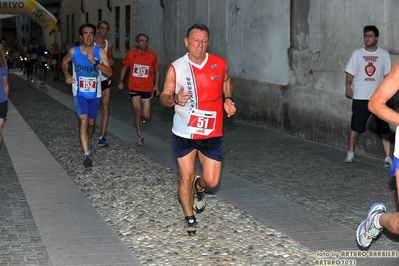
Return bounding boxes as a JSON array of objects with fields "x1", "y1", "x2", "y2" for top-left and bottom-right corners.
[{"x1": 118, "y1": 33, "x2": 159, "y2": 146}]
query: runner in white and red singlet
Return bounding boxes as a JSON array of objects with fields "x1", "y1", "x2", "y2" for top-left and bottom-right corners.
[{"x1": 160, "y1": 23, "x2": 236, "y2": 235}]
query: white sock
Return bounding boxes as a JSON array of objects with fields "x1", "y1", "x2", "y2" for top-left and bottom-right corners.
[{"x1": 374, "y1": 213, "x2": 383, "y2": 229}]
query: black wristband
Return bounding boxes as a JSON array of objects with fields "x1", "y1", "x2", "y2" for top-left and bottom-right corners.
[
  {"x1": 224, "y1": 96, "x2": 233, "y2": 102},
  {"x1": 94, "y1": 60, "x2": 100, "y2": 66},
  {"x1": 173, "y1": 93, "x2": 179, "y2": 105}
]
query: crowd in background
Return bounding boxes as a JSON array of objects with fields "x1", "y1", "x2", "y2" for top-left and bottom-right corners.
[{"x1": 0, "y1": 37, "x2": 69, "y2": 84}]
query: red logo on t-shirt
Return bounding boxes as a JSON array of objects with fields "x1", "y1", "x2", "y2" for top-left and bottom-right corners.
[{"x1": 365, "y1": 62, "x2": 376, "y2": 77}]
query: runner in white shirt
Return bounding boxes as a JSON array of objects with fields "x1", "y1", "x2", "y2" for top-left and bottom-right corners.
[{"x1": 94, "y1": 20, "x2": 114, "y2": 147}]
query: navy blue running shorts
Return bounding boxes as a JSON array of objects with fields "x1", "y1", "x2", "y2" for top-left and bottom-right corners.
[
  {"x1": 351, "y1": 99, "x2": 390, "y2": 134},
  {"x1": 172, "y1": 133, "x2": 224, "y2": 161}
]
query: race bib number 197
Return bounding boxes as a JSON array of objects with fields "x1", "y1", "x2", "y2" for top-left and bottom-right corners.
[{"x1": 188, "y1": 108, "x2": 216, "y2": 136}]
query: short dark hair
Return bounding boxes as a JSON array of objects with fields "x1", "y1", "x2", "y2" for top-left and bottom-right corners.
[
  {"x1": 186, "y1": 23, "x2": 209, "y2": 38},
  {"x1": 79, "y1": 23, "x2": 96, "y2": 36},
  {"x1": 97, "y1": 20, "x2": 109, "y2": 29},
  {"x1": 135, "y1": 33, "x2": 149, "y2": 43},
  {"x1": 363, "y1": 25, "x2": 379, "y2": 37}
]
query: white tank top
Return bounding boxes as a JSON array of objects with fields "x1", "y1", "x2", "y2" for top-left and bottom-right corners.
[{"x1": 94, "y1": 39, "x2": 109, "y2": 81}]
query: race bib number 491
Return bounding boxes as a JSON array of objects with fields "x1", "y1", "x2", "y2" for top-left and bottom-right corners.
[
  {"x1": 133, "y1": 64, "x2": 149, "y2": 78},
  {"x1": 188, "y1": 108, "x2": 216, "y2": 136}
]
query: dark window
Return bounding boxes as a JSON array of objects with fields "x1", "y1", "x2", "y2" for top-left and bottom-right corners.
[
  {"x1": 71, "y1": 14, "x2": 75, "y2": 44},
  {"x1": 115, "y1": 6, "x2": 120, "y2": 50},
  {"x1": 66, "y1": 15, "x2": 70, "y2": 44},
  {"x1": 125, "y1": 5, "x2": 130, "y2": 51}
]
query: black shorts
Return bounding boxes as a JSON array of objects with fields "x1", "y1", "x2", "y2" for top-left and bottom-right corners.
[
  {"x1": 101, "y1": 79, "x2": 112, "y2": 91},
  {"x1": 351, "y1": 99, "x2": 390, "y2": 134},
  {"x1": 172, "y1": 133, "x2": 224, "y2": 161},
  {"x1": 39, "y1": 62, "x2": 48, "y2": 72},
  {"x1": 0, "y1": 100, "x2": 8, "y2": 120},
  {"x1": 129, "y1": 90, "x2": 153, "y2": 100}
]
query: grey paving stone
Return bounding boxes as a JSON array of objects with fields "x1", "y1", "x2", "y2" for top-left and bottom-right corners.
[{"x1": 3, "y1": 70, "x2": 399, "y2": 265}]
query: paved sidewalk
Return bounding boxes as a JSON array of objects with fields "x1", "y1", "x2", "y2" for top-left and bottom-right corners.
[
  {"x1": 4, "y1": 84, "x2": 141, "y2": 264},
  {"x1": 2, "y1": 70, "x2": 399, "y2": 265}
]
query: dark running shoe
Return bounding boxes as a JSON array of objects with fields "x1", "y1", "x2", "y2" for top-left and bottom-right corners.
[
  {"x1": 136, "y1": 136, "x2": 144, "y2": 147},
  {"x1": 88, "y1": 142, "x2": 93, "y2": 156},
  {"x1": 83, "y1": 155, "x2": 92, "y2": 168},
  {"x1": 193, "y1": 175, "x2": 206, "y2": 213},
  {"x1": 98, "y1": 137, "x2": 109, "y2": 147},
  {"x1": 183, "y1": 215, "x2": 197, "y2": 235}
]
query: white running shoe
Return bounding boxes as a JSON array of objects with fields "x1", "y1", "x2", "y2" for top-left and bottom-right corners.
[
  {"x1": 345, "y1": 151, "x2": 354, "y2": 163},
  {"x1": 193, "y1": 175, "x2": 206, "y2": 213},
  {"x1": 384, "y1": 157, "x2": 392, "y2": 168},
  {"x1": 356, "y1": 202, "x2": 386, "y2": 248}
]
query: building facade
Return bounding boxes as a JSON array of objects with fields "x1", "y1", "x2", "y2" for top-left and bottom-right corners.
[{"x1": 11, "y1": 0, "x2": 399, "y2": 158}]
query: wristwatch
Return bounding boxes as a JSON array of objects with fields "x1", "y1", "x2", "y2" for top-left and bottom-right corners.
[{"x1": 94, "y1": 60, "x2": 100, "y2": 66}]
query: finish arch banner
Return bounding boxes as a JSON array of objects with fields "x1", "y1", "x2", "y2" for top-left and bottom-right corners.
[{"x1": 0, "y1": 0, "x2": 57, "y2": 29}]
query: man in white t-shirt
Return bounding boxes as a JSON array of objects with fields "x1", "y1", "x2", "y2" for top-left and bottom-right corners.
[{"x1": 344, "y1": 25, "x2": 391, "y2": 166}]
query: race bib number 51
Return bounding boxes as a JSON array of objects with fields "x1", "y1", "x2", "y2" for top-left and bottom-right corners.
[{"x1": 188, "y1": 108, "x2": 216, "y2": 136}]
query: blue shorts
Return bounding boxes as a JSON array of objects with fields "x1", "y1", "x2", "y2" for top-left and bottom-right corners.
[
  {"x1": 73, "y1": 95, "x2": 100, "y2": 119},
  {"x1": 172, "y1": 134, "x2": 224, "y2": 161},
  {"x1": 129, "y1": 90, "x2": 153, "y2": 100},
  {"x1": 390, "y1": 156, "x2": 399, "y2": 177},
  {"x1": 351, "y1": 99, "x2": 390, "y2": 134}
]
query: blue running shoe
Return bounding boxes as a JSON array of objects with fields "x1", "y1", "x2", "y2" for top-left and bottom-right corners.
[
  {"x1": 98, "y1": 137, "x2": 109, "y2": 147},
  {"x1": 356, "y1": 202, "x2": 386, "y2": 248}
]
